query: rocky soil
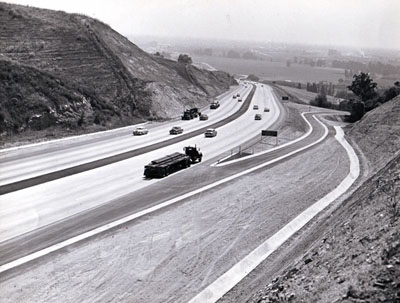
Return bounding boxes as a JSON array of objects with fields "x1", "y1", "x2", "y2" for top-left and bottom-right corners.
[
  {"x1": 0, "y1": 2, "x2": 235, "y2": 144},
  {"x1": 248, "y1": 96, "x2": 400, "y2": 303}
]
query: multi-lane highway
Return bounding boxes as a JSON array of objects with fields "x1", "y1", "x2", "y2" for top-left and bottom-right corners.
[
  {"x1": 0, "y1": 82, "x2": 357, "y2": 303},
  {"x1": 0, "y1": 85, "x2": 253, "y2": 188},
  {"x1": 0, "y1": 83, "x2": 278, "y2": 241}
]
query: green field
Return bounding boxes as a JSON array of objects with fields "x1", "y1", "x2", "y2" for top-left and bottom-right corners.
[{"x1": 192, "y1": 55, "x2": 344, "y2": 84}]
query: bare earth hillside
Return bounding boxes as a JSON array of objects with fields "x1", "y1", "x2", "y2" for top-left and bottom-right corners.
[
  {"x1": 248, "y1": 97, "x2": 400, "y2": 303},
  {"x1": 346, "y1": 95, "x2": 400, "y2": 174},
  {"x1": 0, "y1": 2, "x2": 236, "y2": 142}
]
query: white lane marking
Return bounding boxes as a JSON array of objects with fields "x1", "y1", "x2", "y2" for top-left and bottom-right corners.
[
  {"x1": 188, "y1": 126, "x2": 360, "y2": 303},
  {"x1": 0, "y1": 113, "x2": 328, "y2": 274}
]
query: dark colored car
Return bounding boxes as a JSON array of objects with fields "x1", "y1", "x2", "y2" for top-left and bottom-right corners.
[
  {"x1": 170, "y1": 126, "x2": 184, "y2": 135},
  {"x1": 254, "y1": 114, "x2": 262, "y2": 120},
  {"x1": 210, "y1": 101, "x2": 220, "y2": 109}
]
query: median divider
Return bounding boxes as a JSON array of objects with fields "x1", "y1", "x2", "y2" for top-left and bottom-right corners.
[{"x1": 0, "y1": 85, "x2": 256, "y2": 195}]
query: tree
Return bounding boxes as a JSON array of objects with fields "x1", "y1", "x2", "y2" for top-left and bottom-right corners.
[
  {"x1": 347, "y1": 72, "x2": 377, "y2": 102},
  {"x1": 177, "y1": 54, "x2": 192, "y2": 64},
  {"x1": 310, "y1": 94, "x2": 332, "y2": 109},
  {"x1": 347, "y1": 99, "x2": 365, "y2": 122}
]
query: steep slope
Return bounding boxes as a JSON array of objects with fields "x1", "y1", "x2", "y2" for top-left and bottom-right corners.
[
  {"x1": 247, "y1": 97, "x2": 400, "y2": 302},
  {"x1": 249, "y1": 155, "x2": 400, "y2": 303},
  {"x1": 0, "y1": 2, "x2": 235, "y2": 141},
  {"x1": 346, "y1": 95, "x2": 400, "y2": 174}
]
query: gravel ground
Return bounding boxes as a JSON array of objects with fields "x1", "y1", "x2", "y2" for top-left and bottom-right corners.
[{"x1": 0, "y1": 135, "x2": 349, "y2": 303}]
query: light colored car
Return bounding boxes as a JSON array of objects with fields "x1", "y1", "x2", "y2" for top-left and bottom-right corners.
[
  {"x1": 204, "y1": 128, "x2": 217, "y2": 137},
  {"x1": 199, "y1": 114, "x2": 209, "y2": 120},
  {"x1": 264, "y1": 107, "x2": 270, "y2": 112},
  {"x1": 169, "y1": 126, "x2": 184, "y2": 135},
  {"x1": 253, "y1": 105, "x2": 259, "y2": 110},
  {"x1": 133, "y1": 126, "x2": 149, "y2": 136},
  {"x1": 210, "y1": 101, "x2": 220, "y2": 109},
  {"x1": 254, "y1": 114, "x2": 262, "y2": 120}
]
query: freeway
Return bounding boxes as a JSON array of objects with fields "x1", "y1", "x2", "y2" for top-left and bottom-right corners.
[
  {"x1": 0, "y1": 101, "x2": 341, "y2": 274},
  {"x1": 0, "y1": 84, "x2": 279, "y2": 243},
  {"x1": 0, "y1": 84, "x2": 252, "y2": 189},
  {"x1": 0, "y1": 84, "x2": 280, "y2": 261}
]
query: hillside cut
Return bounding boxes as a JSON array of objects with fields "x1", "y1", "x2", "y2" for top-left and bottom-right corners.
[{"x1": 0, "y1": 3, "x2": 236, "y2": 141}]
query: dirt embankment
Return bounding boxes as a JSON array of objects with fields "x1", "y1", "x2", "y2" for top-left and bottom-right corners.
[
  {"x1": 248, "y1": 97, "x2": 400, "y2": 303},
  {"x1": 346, "y1": 95, "x2": 400, "y2": 174},
  {"x1": 0, "y1": 2, "x2": 236, "y2": 144}
]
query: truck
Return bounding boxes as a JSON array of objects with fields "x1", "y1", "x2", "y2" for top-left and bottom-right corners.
[
  {"x1": 181, "y1": 108, "x2": 201, "y2": 120},
  {"x1": 144, "y1": 146, "x2": 202, "y2": 178}
]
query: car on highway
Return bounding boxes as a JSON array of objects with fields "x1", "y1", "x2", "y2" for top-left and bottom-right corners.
[
  {"x1": 199, "y1": 114, "x2": 209, "y2": 120},
  {"x1": 204, "y1": 128, "x2": 217, "y2": 137},
  {"x1": 264, "y1": 107, "x2": 270, "y2": 112},
  {"x1": 210, "y1": 101, "x2": 220, "y2": 109},
  {"x1": 253, "y1": 105, "x2": 259, "y2": 110},
  {"x1": 233, "y1": 95, "x2": 237, "y2": 99},
  {"x1": 236, "y1": 93, "x2": 240, "y2": 97},
  {"x1": 238, "y1": 98, "x2": 243, "y2": 102},
  {"x1": 132, "y1": 126, "x2": 149, "y2": 136},
  {"x1": 169, "y1": 126, "x2": 184, "y2": 135},
  {"x1": 254, "y1": 114, "x2": 262, "y2": 120}
]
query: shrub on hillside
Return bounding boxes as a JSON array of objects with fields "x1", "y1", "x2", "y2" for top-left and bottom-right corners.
[
  {"x1": 177, "y1": 54, "x2": 192, "y2": 64},
  {"x1": 246, "y1": 74, "x2": 259, "y2": 81},
  {"x1": 310, "y1": 94, "x2": 335, "y2": 109}
]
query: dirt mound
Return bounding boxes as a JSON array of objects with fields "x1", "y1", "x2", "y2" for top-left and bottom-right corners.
[
  {"x1": 248, "y1": 154, "x2": 400, "y2": 303},
  {"x1": 0, "y1": 3, "x2": 235, "y2": 141},
  {"x1": 346, "y1": 95, "x2": 400, "y2": 173}
]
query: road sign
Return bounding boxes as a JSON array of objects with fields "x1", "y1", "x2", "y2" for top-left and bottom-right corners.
[{"x1": 261, "y1": 130, "x2": 278, "y2": 137}]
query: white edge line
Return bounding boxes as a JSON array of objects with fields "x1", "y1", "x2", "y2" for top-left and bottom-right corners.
[
  {"x1": 187, "y1": 125, "x2": 360, "y2": 303},
  {"x1": 212, "y1": 111, "x2": 313, "y2": 167},
  {"x1": 0, "y1": 114, "x2": 328, "y2": 274}
]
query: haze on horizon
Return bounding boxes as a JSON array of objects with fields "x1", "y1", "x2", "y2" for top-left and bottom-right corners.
[{"x1": 4, "y1": 0, "x2": 400, "y2": 50}]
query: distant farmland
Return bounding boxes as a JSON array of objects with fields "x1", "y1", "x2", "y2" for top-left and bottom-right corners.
[{"x1": 192, "y1": 55, "x2": 344, "y2": 83}]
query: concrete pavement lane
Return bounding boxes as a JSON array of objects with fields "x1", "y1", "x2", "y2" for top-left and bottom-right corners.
[
  {"x1": 0, "y1": 86, "x2": 253, "y2": 193},
  {"x1": 0, "y1": 111, "x2": 332, "y2": 270},
  {"x1": 0, "y1": 84, "x2": 278, "y2": 242},
  {"x1": 0, "y1": 85, "x2": 250, "y2": 185}
]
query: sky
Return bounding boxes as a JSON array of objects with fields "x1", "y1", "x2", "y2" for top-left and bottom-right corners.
[{"x1": 4, "y1": 0, "x2": 400, "y2": 50}]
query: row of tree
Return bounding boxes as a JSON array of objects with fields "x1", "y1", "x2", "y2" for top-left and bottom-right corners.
[
  {"x1": 332, "y1": 60, "x2": 400, "y2": 76},
  {"x1": 306, "y1": 82, "x2": 335, "y2": 96}
]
